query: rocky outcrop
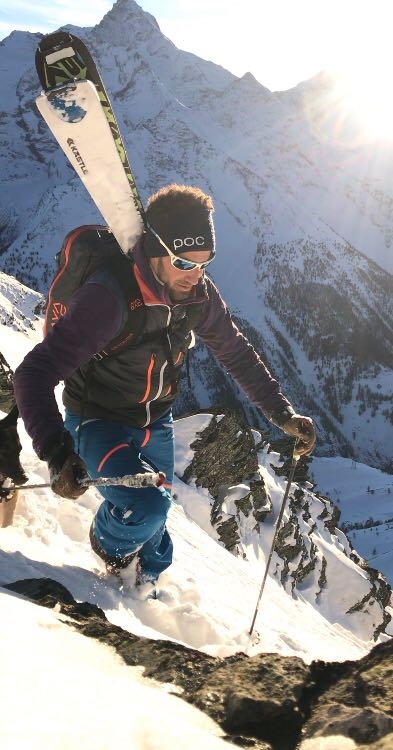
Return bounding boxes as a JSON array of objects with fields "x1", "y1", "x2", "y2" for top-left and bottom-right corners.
[
  {"x1": 300, "y1": 639, "x2": 393, "y2": 746},
  {"x1": 182, "y1": 413, "x2": 272, "y2": 555},
  {"x1": 181, "y1": 414, "x2": 391, "y2": 640},
  {"x1": 4, "y1": 577, "x2": 393, "y2": 750}
]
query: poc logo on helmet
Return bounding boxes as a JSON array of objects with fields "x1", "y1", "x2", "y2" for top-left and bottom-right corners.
[{"x1": 173, "y1": 236, "x2": 205, "y2": 251}]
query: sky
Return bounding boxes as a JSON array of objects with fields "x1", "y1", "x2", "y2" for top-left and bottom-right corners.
[{"x1": 1, "y1": 0, "x2": 393, "y2": 92}]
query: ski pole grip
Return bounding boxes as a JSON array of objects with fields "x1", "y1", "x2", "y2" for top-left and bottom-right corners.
[{"x1": 14, "y1": 471, "x2": 167, "y2": 492}]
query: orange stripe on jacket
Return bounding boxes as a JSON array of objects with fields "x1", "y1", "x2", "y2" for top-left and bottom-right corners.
[{"x1": 139, "y1": 354, "x2": 156, "y2": 403}]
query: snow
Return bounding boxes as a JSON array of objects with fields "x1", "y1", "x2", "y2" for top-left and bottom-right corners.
[
  {"x1": 0, "y1": 277, "x2": 392, "y2": 748},
  {"x1": 0, "y1": 591, "x2": 229, "y2": 750},
  {"x1": 299, "y1": 739, "x2": 357, "y2": 750},
  {"x1": 310, "y1": 455, "x2": 393, "y2": 587},
  {"x1": 2, "y1": 433, "x2": 380, "y2": 661}
]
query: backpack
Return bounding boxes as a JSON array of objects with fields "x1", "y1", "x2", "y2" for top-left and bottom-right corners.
[{"x1": 44, "y1": 225, "x2": 146, "y2": 359}]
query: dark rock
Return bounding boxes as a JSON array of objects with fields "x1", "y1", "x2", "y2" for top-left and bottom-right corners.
[
  {"x1": 192, "y1": 652, "x2": 309, "y2": 748},
  {"x1": 181, "y1": 413, "x2": 272, "y2": 554},
  {"x1": 4, "y1": 573, "x2": 393, "y2": 750},
  {"x1": 4, "y1": 577, "x2": 107, "y2": 621},
  {"x1": 303, "y1": 704, "x2": 393, "y2": 744},
  {"x1": 182, "y1": 413, "x2": 264, "y2": 497},
  {"x1": 301, "y1": 639, "x2": 393, "y2": 745}
]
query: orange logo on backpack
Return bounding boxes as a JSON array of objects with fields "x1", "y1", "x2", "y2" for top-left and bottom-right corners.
[
  {"x1": 52, "y1": 301, "x2": 67, "y2": 322},
  {"x1": 130, "y1": 298, "x2": 143, "y2": 311}
]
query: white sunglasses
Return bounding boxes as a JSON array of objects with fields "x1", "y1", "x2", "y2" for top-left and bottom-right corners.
[{"x1": 147, "y1": 224, "x2": 214, "y2": 272}]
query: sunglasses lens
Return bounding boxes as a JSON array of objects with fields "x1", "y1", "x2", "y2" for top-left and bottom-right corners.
[
  {"x1": 173, "y1": 258, "x2": 198, "y2": 271},
  {"x1": 172, "y1": 258, "x2": 211, "y2": 272}
]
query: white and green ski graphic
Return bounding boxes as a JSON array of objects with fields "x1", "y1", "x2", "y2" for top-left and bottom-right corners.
[{"x1": 35, "y1": 32, "x2": 145, "y2": 253}]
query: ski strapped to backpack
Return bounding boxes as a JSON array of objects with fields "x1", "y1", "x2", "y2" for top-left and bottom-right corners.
[
  {"x1": 35, "y1": 30, "x2": 147, "y2": 225},
  {"x1": 35, "y1": 31, "x2": 146, "y2": 253},
  {"x1": 34, "y1": 32, "x2": 174, "y2": 262},
  {"x1": 44, "y1": 225, "x2": 146, "y2": 359}
]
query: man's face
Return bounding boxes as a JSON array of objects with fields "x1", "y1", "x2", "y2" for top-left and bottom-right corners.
[{"x1": 150, "y1": 250, "x2": 212, "y2": 301}]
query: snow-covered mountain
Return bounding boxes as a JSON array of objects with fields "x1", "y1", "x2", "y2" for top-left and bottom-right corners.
[
  {"x1": 0, "y1": 0, "x2": 393, "y2": 471},
  {"x1": 0, "y1": 273, "x2": 392, "y2": 750}
]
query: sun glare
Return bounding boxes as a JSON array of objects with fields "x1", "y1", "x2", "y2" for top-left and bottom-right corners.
[
  {"x1": 333, "y1": 59, "x2": 393, "y2": 144},
  {"x1": 301, "y1": 55, "x2": 393, "y2": 150},
  {"x1": 296, "y1": 0, "x2": 393, "y2": 147}
]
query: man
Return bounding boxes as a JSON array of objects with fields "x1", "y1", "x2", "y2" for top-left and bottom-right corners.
[
  {"x1": 0, "y1": 352, "x2": 15, "y2": 416},
  {"x1": 0, "y1": 354, "x2": 28, "y2": 527},
  {"x1": 14, "y1": 184, "x2": 316, "y2": 593}
]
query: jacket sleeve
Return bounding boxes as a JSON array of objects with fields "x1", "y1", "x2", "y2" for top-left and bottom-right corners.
[
  {"x1": 193, "y1": 277, "x2": 295, "y2": 425},
  {"x1": 13, "y1": 282, "x2": 123, "y2": 458}
]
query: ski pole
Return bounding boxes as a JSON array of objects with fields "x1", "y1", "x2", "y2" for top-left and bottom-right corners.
[
  {"x1": 248, "y1": 443, "x2": 299, "y2": 640},
  {"x1": 11, "y1": 470, "x2": 166, "y2": 492}
]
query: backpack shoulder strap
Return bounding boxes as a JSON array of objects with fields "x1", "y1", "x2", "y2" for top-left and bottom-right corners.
[
  {"x1": 45, "y1": 224, "x2": 108, "y2": 334},
  {"x1": 94, "y1": 252, "x2": 146, "y2": 359}
]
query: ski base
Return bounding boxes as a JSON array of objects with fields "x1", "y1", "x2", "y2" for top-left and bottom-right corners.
[{"x1": 36, "y1": 79, "x2": 143, "y2": 252}]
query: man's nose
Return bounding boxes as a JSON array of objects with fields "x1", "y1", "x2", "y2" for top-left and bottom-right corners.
[{"x1": 190, "y1": 266, "x2": 204, "y2": 281}]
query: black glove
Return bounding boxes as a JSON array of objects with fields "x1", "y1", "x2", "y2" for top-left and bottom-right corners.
[
  {"x1": 42, "y1": 431, "x2": 89, "y2": 499},
  {"x1": 281, "y1": 414, "x2": 316, "y2": 458},
  {"x1": 0, "y1": 406, "x2": 28, "y2": 486}
]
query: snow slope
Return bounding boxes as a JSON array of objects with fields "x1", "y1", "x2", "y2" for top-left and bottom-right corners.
[
  {"x1": 0, "y1": 271, "x2": 392, "y2": 749},
  {"x1": 0, "y1": 274, "x2": 391, "y2": 663},
  {"x1": 0, "y1": 590, "x2": 230, "y2": 750},
  {"x1": 2, "y1": 411, "x2": 385, "y2": 662},
  {"x1": 311, "y1": 457, "x2": 393, "y2": 587}
]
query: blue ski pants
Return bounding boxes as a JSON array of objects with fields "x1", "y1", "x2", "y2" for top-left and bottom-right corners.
[{"x1": 65, "y1": 409, "x2": 174, "y2": 580}]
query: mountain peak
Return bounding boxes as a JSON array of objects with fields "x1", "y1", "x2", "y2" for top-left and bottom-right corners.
[
  {"x1": 95, "y1": 0, "x2": 160, "y2": 38},
  {"x1": 234, "y1": 70, "x2": 274, "y2": 99}
]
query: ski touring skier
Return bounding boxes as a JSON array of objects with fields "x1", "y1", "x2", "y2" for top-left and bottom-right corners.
[
  {"x1": 13, "y1": 184, "x2": 316, "y2": 595},
  {"x1": 0, "y1": 353, "x2": 15, "y2": 416},
  {"x1": 0, "y1": 353, "x2": 28, "y2": 526}
]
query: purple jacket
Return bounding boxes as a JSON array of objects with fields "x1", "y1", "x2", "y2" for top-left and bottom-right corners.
[{"x1": 14, "y1": 242, "x2": 294, "y2": 457}]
